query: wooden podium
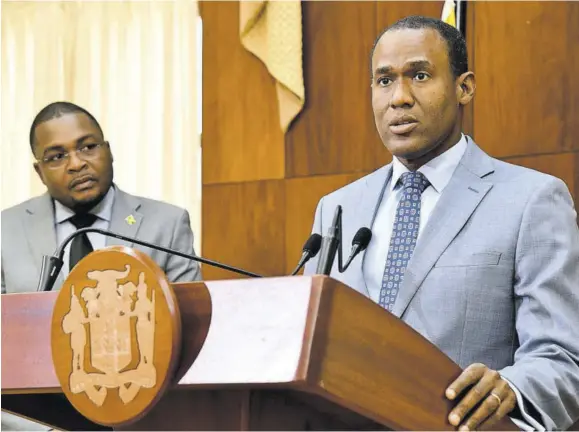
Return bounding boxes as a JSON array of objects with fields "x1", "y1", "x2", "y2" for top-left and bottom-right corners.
[{"x1": 2, "y1": 273, "x2": 517, "y2": 431}]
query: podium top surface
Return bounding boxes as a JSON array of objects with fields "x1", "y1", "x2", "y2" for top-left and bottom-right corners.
[
  {"x1": 2, "y1": 276, "x2": 329, "y2": 392},
  {"x1": 1, "y1": 275, "x2": 517, "y2": 430}
]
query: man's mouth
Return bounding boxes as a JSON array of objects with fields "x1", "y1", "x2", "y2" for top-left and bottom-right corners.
[
  {"x1": 70, "y1": 175, "x2": 97, "y2": 190},
  {"x1": 389, "y1": 120, "x2": 418, "y2": 135},
  {"x1": 388, "y1": 115, "x2": 419, "y2": 135}
]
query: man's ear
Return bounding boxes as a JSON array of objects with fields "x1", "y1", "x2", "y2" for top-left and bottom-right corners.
[
  {"x1": 105, "y1": 140, "x2": 114, "y2": 163},
  {"x1": 457, "y1": 71, "x2": 476, "y2": 106},
  {"x1": 33, "y1": 162, "x2": 47, "y2": 186}
]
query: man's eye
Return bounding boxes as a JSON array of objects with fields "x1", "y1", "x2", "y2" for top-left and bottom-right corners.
[
  {"x1": 415, "y1": 72, "x2": 430, "y2": 81},
  {"x1": 81, "y1": 143, "x2": 99, "y2": 152},
  {"x1": 46, "y1": 153, "x2": 65, "y2": 162},
  {"x1": 377, "y1": 77, "x2": 392, "y2": 86}
]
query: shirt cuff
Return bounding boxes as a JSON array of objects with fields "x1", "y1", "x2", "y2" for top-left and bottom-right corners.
[{"x1": 501, "y1": 375, "x2": 545, "y2": 431}]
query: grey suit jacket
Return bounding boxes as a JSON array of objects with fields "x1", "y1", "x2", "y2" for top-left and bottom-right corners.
[
  {"x1": 1, "y1": 186, "x2": 201, "y2": 293},
  {"x1": 304, "y1": 138, "x2": 579, "y2": 430},
  {"x1": 1, "y1": 188, "x2": 201, "y2": 429}
]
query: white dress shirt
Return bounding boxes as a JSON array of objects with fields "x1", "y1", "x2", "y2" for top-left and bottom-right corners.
[
  {"x1": 362, "y1": 135, "x2": 543, "y2": 431},
  {"x1": 364, "y1": 135, "x2": 468, "y2": 302},
  {"x1": 54, "y1": 186, "x2": 115, "y2": 277}
]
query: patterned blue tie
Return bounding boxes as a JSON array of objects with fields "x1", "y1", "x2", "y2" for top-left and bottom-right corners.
[{"x1": 379, "y1": 171, "x2": 430, "y2": 311}]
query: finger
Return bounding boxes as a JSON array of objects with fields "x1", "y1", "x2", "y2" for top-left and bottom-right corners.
[
  {"x1": 460, "y1": 385, "x2": 510, "y2": 431},
  {"x1": 448, "y1": 368, "x2": 499, "y2": 427},
  {"x1": 446, "y1": 363, "x2": 486, "y2": 400},
  {"x1": 476, "y1": 390, "x2": 518, "y2": 431}
]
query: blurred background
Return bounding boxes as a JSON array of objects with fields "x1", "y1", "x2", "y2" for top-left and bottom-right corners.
[{"x1": 2, "y1": 0, "x2": 578, "y2": 280}]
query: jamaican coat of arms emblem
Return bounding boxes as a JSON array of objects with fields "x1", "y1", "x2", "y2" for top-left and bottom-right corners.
[{"x1": 51, "y1": 247, "x2": 181, "y2": 427}]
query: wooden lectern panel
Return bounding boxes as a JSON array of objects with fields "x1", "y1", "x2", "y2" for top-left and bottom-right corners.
[
  {"x1": 2, "y1": 276, "x2": 518, "y2": 431},
  {"x1": 128, "y1": 277, "x2": 516, "y2": 431},
  {"x1": 120, "y1": 389, "x2": 384, "y2": 431},
  {"x1": 1, "y1": 291, "x2": 60, "y2": 392}
]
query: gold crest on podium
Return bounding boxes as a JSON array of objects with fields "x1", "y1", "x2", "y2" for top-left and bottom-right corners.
[
  {"x1": 63, "y1": 266, "x2": 157, "y2": 406},
  {"x1": 51, "y1": 247, "x2": 181, "y2": 427}
]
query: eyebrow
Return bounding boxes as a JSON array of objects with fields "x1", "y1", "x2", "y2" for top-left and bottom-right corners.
[
  {"x1": 42, "y1": 134, "x2": 100, "y2": 154},
  {"x1": 374, "y1": 60, "x2": 435, "y2": 77}
]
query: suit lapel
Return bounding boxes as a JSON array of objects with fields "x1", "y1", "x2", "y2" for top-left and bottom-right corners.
[
  {"x1": 25, "y1": 194, "x2": 58, "y2": 281},
  {"x1": 353, "y1": 165, "x2": 393, "y2": 294},
  {"x1": 393, "y1": 139, "x2": 495, "y2": 318},
  {"x1": 108, "y1": 188, "x2": 143, "y2": 247}
]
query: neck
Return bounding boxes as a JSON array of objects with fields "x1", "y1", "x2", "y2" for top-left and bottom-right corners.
[
  {"x1": 70, "y1": 200, "x2": 100, "y2": 214},
  {"x1": 399, "y1": 128, "x2": 463, "y2": 171}
]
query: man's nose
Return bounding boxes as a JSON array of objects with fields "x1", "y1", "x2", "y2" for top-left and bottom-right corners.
[
  {"x1": 389, "y1": 80, "x2": 415, "y2": 108},
  {"x1": 66, "y1": 151, "x2": 88, "y2": 171}
]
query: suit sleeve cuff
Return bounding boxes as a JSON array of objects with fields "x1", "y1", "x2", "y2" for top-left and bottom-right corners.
[{"x1": 501, "y1": 375, "x2": 545, "y2": 431}]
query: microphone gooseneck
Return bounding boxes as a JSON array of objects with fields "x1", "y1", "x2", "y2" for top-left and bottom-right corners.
[{"x1": 37, "y1": 227, "x2": 262, "y2": 292}]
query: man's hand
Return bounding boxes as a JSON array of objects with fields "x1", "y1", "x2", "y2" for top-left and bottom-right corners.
[{"x1": 446, "y1": 363, "x2": 517, "y2": 431}]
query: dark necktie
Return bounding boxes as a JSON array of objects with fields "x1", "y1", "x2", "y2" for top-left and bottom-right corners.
[
  {"x1": 379, "y1": 171, "x2": 430, "y2": 311},
  {"x1": 68, "y1": 213, "x2": 98, "y2": 271}
]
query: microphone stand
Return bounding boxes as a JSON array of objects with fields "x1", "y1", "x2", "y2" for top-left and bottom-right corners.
[
  {"x1": 38, "y1": 227, "x2": 262, "y2": 292},
  {"x1": 316, "y1": 206, "x2": 349, "y2": 275},
  {"x1": 315, "y1": 206, "x2": 367, "y2": 276}
]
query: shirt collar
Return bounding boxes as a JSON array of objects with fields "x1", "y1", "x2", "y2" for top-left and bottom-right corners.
[
  {"x1": 390, "y1": 134, "x2": 468, "y2": 193},
  {"x1": 54, "y1": 185, "x2": 116, "y2": 224}
]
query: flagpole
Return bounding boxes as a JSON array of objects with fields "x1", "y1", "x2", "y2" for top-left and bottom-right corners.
[{"x1": 456, "y1": 0, "x2": 462, "y2": 33}]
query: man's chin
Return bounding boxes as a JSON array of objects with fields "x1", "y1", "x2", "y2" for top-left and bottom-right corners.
[
  {"x1": 70, "y1": 190, "x2": 105, "y2": 211},
  {"x1": 386, "y1": 140, "x2": 430, "y2": 161},
  {"x1": 71, "y1": 189, "x2": 99, "y2": 201}
]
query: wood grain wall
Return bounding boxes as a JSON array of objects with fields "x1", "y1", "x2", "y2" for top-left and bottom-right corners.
[{"x1": 200, "y1": 1, "x2": 579, "y2": 280}]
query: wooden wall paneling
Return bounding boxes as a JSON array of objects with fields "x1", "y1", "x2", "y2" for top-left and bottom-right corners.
[
  {"x1": 503, "y1": 152, "x2": 578, "y2": 204},
  {"x1": 375, "y1": 1, "x2": 445, "y2": 30},
  {"x1": 565, "y1": 3, "x2": 579, "y2": 154},
  {"x1": 284, "y1": 173, "x2": 368, "y2": 274},
  {"x1": 202, "y1": 180, "x2": 286, "y2": 280},
  {"x1": 201, "y1": 1, "x2": 285, "y2": 185},
  {"x1": 462, "y1": 0, "x2": 475, "y2": 137},
  {"x1": 200, "y1": 1, "x2": 579, "y2": 284},
  {"x1": 472, "y1": 2, "x2": 579, "y2": 158},
  {"x1": 285, "y1": 1, "x2": 384, "y2": 178},
  {"x1": 576, "y1": 152, "x2": 579, "y2": 205}
]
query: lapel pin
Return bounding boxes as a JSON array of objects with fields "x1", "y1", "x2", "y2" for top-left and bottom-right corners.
[{"x1": 125, "y1": 215, "x2": 136, "y2": 226}]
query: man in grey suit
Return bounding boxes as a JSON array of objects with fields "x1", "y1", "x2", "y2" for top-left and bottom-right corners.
[
  {"x1": 2, "y1": 101, "x2": 202, "y2": 293},
  {"x1": 1, "y1": 102, "x2": 202, "y2": 428},
  {"x1": 305, "y1": 16, "x2": 579, "y2": 431}
]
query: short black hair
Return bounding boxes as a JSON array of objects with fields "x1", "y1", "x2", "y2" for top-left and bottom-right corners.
[
  {"x1": 29, "y1": 101, "x2": 104, "y2": 153},
  {"x1": 370, "y1": 16, "x2": 468, "y2": 79}
]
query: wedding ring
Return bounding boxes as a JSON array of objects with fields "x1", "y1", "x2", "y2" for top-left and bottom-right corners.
[{"x1": 489, "y1": 392, "x2": 502, "y2": 405}]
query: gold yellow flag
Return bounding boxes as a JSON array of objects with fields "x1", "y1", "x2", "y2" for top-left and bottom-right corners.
[
  {"x1": 239, "y1": 1, "x2": 305, "y2": 134},
  {"x1": 441, "y1": 0, "x2": 456, "y2": 28}
]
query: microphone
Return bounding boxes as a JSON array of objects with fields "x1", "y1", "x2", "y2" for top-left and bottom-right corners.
[
  {"x1": 312, "y1": 203, "x2": 372, "y2": 276},
  {"x1": 290, "y1": 233, "x2": 322, "y2": 276},
  {"x1": 316, "y1": 205, "x2": 342, "y2": 275},
  {"x1": 37, "y1": 227, "x2": 262, "y2": 292},
  {"x1": 341, "y1": 227, "x2": 372, "y2": 270}
]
